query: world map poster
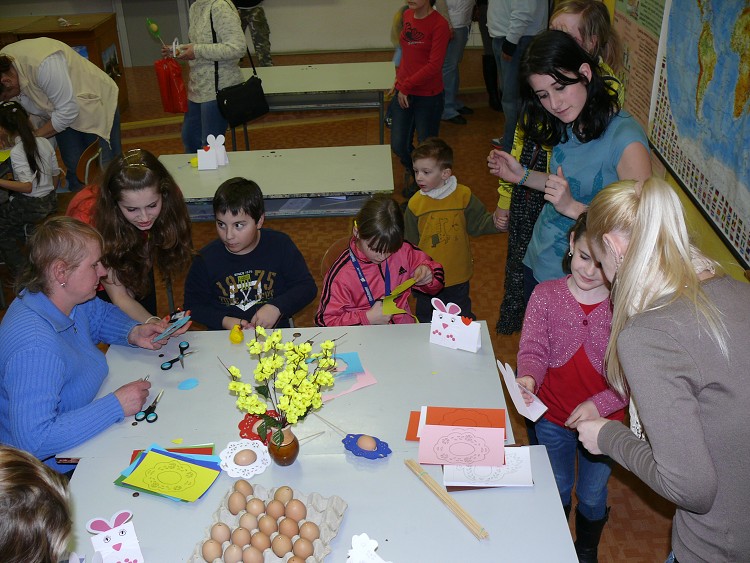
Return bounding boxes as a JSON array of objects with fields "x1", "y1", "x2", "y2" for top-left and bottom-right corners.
[{"x1": 649, "y1": 0, "x2": 750, "y2": 266}]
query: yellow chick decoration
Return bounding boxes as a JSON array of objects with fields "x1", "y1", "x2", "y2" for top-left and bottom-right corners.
[{"x1": 229, "y1": 324, "x2": 244, "y2": 344}]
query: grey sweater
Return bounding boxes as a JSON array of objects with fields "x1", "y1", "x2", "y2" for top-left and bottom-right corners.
[{"x1": 598, "y1": 275, "x2": 750, "y2": 563}]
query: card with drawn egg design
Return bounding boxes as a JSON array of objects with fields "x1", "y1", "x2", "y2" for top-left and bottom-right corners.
[{"x1": 418, "y1": 425, "x2": 504, "y2": 466}]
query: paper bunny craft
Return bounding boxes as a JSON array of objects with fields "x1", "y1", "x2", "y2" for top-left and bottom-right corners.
[
  {"x1": 197, "y1": 134, "x2": 228, "y2": 170},
  {"x1": 346, "y1": 533, "x2": 393, "y2": 563},
  {"x1": 429, "y1": 298, "x2": 482, "y2": 353},
  {"x1": 86, "y1": 510, "x2": 144, "y2": 563}
]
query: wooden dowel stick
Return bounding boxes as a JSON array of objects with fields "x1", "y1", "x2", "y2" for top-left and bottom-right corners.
[{"x1": 405, "y1": 459, "x2": 489, "y2": 540}]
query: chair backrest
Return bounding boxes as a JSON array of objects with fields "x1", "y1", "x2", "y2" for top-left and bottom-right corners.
[
  {"x1": 76, "y1": 140, "x2": 102, "y2": 185},
  {"x1": 320, "y1": 236, "x2": 350, "y2": 278}
]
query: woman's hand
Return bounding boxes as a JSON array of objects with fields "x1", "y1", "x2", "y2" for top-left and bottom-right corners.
[
  {"x1": 413, "y1": 265, "x2": 433, "y2": 286},
  {"x1": 516, "y1": 375, "x2": 536, "y2": 406},
  {"x1": 565, "y1": 400, "x2": 600, "y2": 428},
  {"x1": 114, "y1": 379, "x2": 151, "y2": 417},
  {"x1": 487, "y1": 150, "x2": 524, "y2": 182},
  {"x1": 398, "y1": 91, "x2": 410, "y2": 109},
  {"x1": 366, "y1": 300, "x2": 392, "y2": 325},
  {"x1": 577, "y1": 418, "x2": 610, "y2": 455},
  {"x1": 174, "y1": 44, "x2": 195, "y2": 61},
  {"x1": 493, "y1": 207, "x2": 509, "y2": 231},
  {"x1": 544, "y1": 166, "x2": 584, "y2": 219}
]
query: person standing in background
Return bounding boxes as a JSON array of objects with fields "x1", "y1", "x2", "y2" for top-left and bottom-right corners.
[
  {"x1": 441, "y1": 0, "x2": 477, "y2": 125},
  {"x1": 474, "y1": 0, "x2": 502, "y2": 112},
  {"x1": 487, "y1": 0, "x2": 548, "y2": 151},
  {"x1": 233, "y1": 0, "x2": 273, "y2": 66}
]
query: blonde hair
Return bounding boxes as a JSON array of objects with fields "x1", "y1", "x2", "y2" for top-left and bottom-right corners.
[{"x1": 586, "y1": 177, "x2": 727, "y2": 396}]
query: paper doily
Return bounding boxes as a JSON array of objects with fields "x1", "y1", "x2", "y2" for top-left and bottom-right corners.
[
  {"x1": 219, "y1": 439, "x2": 271, "y2": 478},
  {"x1": 342, "y1": 434, "x2": 391, "y2": 460}
]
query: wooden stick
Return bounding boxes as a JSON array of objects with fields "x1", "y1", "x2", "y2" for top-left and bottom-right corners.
[
  {"x1": 404, "y1": 459, "x2": 489, "y2": 540},
  {"x1": 311, "y1": 412, "x2": 347, "y2": 437}
]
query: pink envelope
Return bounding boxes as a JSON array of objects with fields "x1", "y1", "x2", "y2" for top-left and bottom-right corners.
[{"x1": 418, "y1": 425, "x2": 505, "y2": 466}]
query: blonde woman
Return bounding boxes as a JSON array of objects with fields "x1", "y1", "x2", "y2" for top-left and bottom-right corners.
[{"x1": 576, "y1": 177, "x2": 750, "y2": 563}]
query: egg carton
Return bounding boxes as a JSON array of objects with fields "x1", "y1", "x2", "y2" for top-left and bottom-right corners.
[{"x1": 189, "y1": 484, "x2": 347, "y2": 562}]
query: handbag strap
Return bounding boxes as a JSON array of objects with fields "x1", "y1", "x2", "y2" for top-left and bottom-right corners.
[{"x1": 211, "y1": 1, "x2": 258, "y2": 95}]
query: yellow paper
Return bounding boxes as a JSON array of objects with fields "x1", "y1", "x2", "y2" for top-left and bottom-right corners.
[
  {"x1": 123, "y1": 451, "x2": 219, "y2": 502},
  {"x1": 171, "y1": 438, "x2": 184, "y2": 444},
  {"x1": 382, "y1": 278, "x2": 416, "y2": 315}
]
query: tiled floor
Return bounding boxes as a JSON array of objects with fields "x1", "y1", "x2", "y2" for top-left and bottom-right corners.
[{"x1": 2, "y1": 54, "x2": 674, "y2": 561}]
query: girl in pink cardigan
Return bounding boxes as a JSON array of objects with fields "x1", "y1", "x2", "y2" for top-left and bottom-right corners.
[{"x1": 517, "y1": 212, "x2": 626, "y2": 563}]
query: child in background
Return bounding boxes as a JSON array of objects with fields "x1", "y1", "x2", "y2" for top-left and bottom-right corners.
[
  {"x1": 0, "y1": 101, "x2": 59, "y2": 276},
  {"x1": 0, "y1": 445, "x2": 71, "y2": 563},
  {"x1": 404, "y1": 138, "x2": 498, "y2": 322},
  {"x1": 517, "y1": 213, "x2": 626, "y2": 562},
  {"x1": 316, "y1": 195, "x2": 444, "y2": 326},
  {"x1": 185, "y1": 177, "x2": 317, "y2": 330}
]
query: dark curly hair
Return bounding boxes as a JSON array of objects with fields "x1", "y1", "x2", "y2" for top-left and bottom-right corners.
[{"x1": 94, "y1": 148, "x2": 193, "y2": 298}]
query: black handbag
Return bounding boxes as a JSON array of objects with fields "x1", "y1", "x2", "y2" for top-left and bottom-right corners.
[{"x1": 211, "y1": 5, "x2": 269, "y2": 127}]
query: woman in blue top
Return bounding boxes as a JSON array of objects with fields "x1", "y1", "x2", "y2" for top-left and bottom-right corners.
[{"x1": 488, "y1": 30, "x2": 651, "y2": 299}]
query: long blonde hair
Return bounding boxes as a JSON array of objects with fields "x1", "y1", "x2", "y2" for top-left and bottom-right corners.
[{"x1": 586, "y1": 177, "x2": 727, "y2": 397}]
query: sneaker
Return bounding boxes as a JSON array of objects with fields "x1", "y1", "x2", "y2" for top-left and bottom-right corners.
[
  {"x1": 384, "y1": 116, "x2": 392, "y2": 129},
  {"x1": 442, "y1": 115, "x2": 467, "y2": 125},
  {"x1": 457, "y1": 106, "x2": 474, "y2": 115}
]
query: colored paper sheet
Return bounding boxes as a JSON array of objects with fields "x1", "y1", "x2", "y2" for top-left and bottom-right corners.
[
  {"x1": 418, "y1": 425, "x2": 504, "y2": 466},
  {"x1": 122, "y1": 451, "x2": 220, "y2": 502},
  {"x1": 405, "y1": 410, "x2": 421, "y2": 441},
  {"x1": 417, "y1": 406, "x2": 506, "y2": 438},
  {"x1": 129, "y1": 444, "x2": 214, "y2": 464},
  {"x1": 382, "y1": 278, "x2": 415, "y2": 315},
  {"x1": 323, "y1": 369, "x2": 377, "y2": 402},
  {"x1": 333, "y1": 352, "x2": 365, "y2": 379},
  {"x1": 496, "y1": 361, "x2": 547, "y2": 422},
  {"x1": 444, "y1": 447, "x2": 533, "y2": 489}
]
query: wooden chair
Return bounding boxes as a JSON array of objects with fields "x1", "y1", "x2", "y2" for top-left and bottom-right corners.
[
  {"x1": 76, "y1": 140, "x2": 102, "y2": 186},
  {"x1": 320, "y1": 236, "x2": 350, "y2": 277}
]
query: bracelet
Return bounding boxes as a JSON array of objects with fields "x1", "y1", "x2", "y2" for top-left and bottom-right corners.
[
  {"x1": 144, "y1": 316, "x2": 162, "y2": 324},
  {"x1": 517, "y1": 166, "x2": 530, "y2": 186}
]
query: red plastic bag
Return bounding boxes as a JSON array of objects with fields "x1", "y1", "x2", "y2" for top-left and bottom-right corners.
[{"x1": 154, "y1": 57, "x2": 188, "y2": 113}]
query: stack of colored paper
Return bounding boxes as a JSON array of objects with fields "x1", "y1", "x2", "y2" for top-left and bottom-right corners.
[{"x1": 115, "y1": 443, "x2": 222, "y2": 502}]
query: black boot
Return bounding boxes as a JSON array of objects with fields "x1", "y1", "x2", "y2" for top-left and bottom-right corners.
[
  {"x1": 564, "y1": 504, "x2": 571, "y2": 521},
  {"x1": 482, "y1": 54, "x2": 502, "y2": 112},
  {"x1": 575, "y1": 507, "x2": 609, "y2": 563}
]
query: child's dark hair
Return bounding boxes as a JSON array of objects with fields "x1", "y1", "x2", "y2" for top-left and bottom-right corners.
[
  {"x1": 411, "y1": 137, "x2": 453, "y2": 170},
  {"x1": 0, "y1": 101, "x2": 41, "y2": 179},
  {"x1": 519, "y1": 30, "x2": 619, "y2": 147},
  {"x1": 355, "y1": 195, "x2": 404, "y2": 255},
  {"x1": 562, "y1": 212, "x2": 588, "y2": 273},
  {"x1": 213, "y1": 177, "x2": 265, "y2": 222}
]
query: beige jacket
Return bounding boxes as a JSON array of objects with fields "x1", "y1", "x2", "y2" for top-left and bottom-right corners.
[{"x1": 2, "y1": 38, "x2": 118, "y2": 142}]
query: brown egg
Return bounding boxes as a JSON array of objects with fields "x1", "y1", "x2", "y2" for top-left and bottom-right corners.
[
  {"x1": 285, "y1": 499, "x2": 307, "y2": 521},
  {"x1": 293, "y1": 537, "x2": 314, "y2": 559},
  {"x1": 258, "y1": 514, "x2": 278, "y2": 536},
  {"x1": 245, "y1": 497, "x2": 266, "y2": 517},
  {"x1": 249, "y1": 530, "x2": 271, "y2": 551},
  {"x1": 273, "y1": 485, "x2": 293, "y2": 504},
  {"x1": 233, "y1": 479, "x2": 253, "y2": 497},
  {"x1": 272, "y1": 534, "x2": 293, "y2": 557},
  {"x1": 239, "y1": 512, "x2": 259, "y2": 532},
  {"x1": 231, "y1": 526, "x2": 252, "y2": 548},
  {"x1": 201, "y1": 539, "x2": 222, "y2": 562},
  {"x1": 356, "y1": 434, "x2": 378, "y2": 451},
  {"x1": 223, "y1": 544, "x2": 243, "y2": 563},
  {"x1": 233, "y1": 449, "x2": 257, "y2": 466},
  {"x1": 265, "y1": 499, "x2": 285, "y2": 520},
  {"x1": 228, "y1": 491, "x2": 247, "y2": 515},
  {"x1": 288, "y1": 557, "x2": 306, "y2": 563},
  {"x1": 242, "y1": 545, "x2": 264, "y2": 563},
  {"x1": 278, "y1": 517, "x2": 299, "y2": 538},
  {"x1": 299, "y1": 520, "x2": 320, "y2": 542},
  {"x1": 210, "y1": 522, "x2": 231, "y2": 543}
]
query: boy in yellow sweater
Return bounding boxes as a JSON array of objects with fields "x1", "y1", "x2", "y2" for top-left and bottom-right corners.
[{"x1": 405, "y1": 138, "x2": 499, "y2": 322}]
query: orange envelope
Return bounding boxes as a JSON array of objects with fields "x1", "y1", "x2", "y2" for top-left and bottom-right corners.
[{"x1": 405, "y1": 406, "x2": 505, "y2": 441}]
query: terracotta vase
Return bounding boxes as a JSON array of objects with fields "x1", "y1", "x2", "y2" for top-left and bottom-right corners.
[{"x1": 267, "y1": 425, "x2": 300, "y2": 466}]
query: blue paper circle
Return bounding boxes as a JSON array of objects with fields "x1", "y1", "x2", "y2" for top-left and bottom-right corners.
[
  {"x1": 342, "y1": 433, "x2": 391, "y2": 459},
  {"x1": 178, "y1": 378, "x2": 199, "y2": 390}
]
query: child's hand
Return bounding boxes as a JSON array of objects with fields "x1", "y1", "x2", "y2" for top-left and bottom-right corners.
[
  {"x1": 398, "y1": 91, "x2": 409, "y2": 109},
  {"x1": 493, "y1": 208, "x2": 509, "y2": 231},
  {"x1": 413, "y1": 265, "x2": 433, "y2": 286},
  {"x1": 250, "y1": 304, "x2": 282, "y2": 329},
  {"x1": 366, "y1": 301, "x2": 392, "y2": 325},
  {"x1": 516, "y1": 375, "x2": 536, "y2": 406},
  {"x1": 565, "y1": 400, "x2": 600, "y2": 429}
]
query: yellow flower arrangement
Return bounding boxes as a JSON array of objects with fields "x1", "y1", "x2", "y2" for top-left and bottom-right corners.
[{"x1": 227, "y1": 327, "x2": 337, "y2": 445}]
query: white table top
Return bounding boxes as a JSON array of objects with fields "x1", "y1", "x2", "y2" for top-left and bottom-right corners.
[
  {"x1": 64, "y1": 325, "x2": 576, "y2": 562},
  {"x1": 245, "y1": 62, "x2": 395, "y2": 95},
  {"x1": 159, "y1": 145, "x2": 394, "y2": 201}
]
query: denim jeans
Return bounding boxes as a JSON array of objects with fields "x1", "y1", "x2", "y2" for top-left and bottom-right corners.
[
  {"x1": 491, "y1": 35, "x2": 533, "y2": 152},
  {"x1": 182, "y1": 100, "x2": 229, "y2": 154},
  {"x1": 441, "y1": 26, "x2": 470, "y2": 119},
  {"x1": 55, "y1": 108, "x2": 122, "y2": 192},
  {"x1": 665, "y1": 552, "x2": 677, "y2": 563},
  {"x1": 389, "y1": 91, "x2": 444, "y2": 172},
  {"x1": 535, "y1": 417, "x2": 612, "y2": 521}
]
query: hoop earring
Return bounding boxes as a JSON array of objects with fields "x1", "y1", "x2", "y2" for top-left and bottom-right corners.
[{"x1": 567, "y1": 251, "x2": 573, "y2": 257}]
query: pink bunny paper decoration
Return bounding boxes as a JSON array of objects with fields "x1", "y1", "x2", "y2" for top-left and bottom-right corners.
[
  {"x1": 86, "y1": 510, "x2": 144, "y2": 563},
  {"x1": 429, "y1": 298, "x2": 481, "y2": 352}
]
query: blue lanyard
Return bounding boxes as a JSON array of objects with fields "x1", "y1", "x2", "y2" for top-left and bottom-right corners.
[{"x1": 348, "y1": 247, "x2": 390, "y2": 307}]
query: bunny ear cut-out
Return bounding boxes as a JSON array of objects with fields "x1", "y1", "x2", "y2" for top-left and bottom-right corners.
[
  {"x1": 206, "y1": 134, "x2": 216, "y2": 145},
  {"x1": 86, "y1": 511, "x2": 133, "y2": 533},
  {"x1": 445, "y1": 302, "x2": 462, "y2": 315},
  {"x1": 431, "y1": 298, "x2": 447, "y2": 312}
]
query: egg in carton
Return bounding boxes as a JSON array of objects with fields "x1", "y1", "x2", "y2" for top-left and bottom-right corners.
[{"x1": 190, "y1": 483, "x2": 347, "y2": 562}]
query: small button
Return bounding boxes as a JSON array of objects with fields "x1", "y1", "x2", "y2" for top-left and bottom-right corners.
[{"x1": 582, "y1": 319, "x2": 588, "y2": 326}]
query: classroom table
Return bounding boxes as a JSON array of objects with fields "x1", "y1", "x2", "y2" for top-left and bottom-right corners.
[
  {"x1": 239, "y1": 62, "x2": 395, "y2": 145},
  {"x1": 62, "y1": 324, "x2": 576, "y2": 562},
  {"x1": 159, "y1": 145, "x2": 394, "y2": 220}
]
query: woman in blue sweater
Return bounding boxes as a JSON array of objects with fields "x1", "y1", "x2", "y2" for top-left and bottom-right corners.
[{"x1": 0, "y1": 217, "x2": 185, "y2": 472}]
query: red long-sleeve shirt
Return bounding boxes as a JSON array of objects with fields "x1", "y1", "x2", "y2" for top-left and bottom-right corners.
[{"x1": 396, "y1": 9, "x2": 450, "y2": 96}]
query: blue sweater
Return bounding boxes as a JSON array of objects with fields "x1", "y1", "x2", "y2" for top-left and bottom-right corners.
[{"x1": 0, "y1": 290, "x2": 138, "y2": 471}]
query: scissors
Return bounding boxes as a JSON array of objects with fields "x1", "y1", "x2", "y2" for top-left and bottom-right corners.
[
  {"x1": 135, "y1": 389, "x2": 164, "y2": 423},
  {"x1": 160, "y1": 341, "x2": 195, "y2": 370}
]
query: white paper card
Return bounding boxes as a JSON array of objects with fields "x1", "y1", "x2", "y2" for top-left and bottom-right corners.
[
  {"x1": 429, "y1": 298, "x2": 481, "y2": 353},
  {"x1": 87, "y1": 511, "x2": 144, "y2": 563},
  {"x1": 496, "y1": 360, "x2": 547, "y2": 422},
  {"x1": 443, "y1": 446, "x2": 534, "y2": 487}
]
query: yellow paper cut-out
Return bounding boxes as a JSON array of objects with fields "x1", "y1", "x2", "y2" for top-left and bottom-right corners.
[
  {"x1": 122, "y1": 451, "x2": 219, "y2": 502},
  {"x1": 171, "y1": 438, "x2": 184, "y2": 444},
  {"x1": 382, "y1": 278, "x2": 416, "y2": 315}
]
